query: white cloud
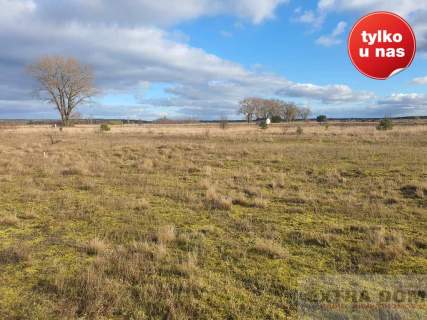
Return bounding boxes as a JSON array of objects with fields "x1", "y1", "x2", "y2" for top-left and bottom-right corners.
[
  {"x1": 231, "y1": 0, "x2": 289, "y2": 24},
  {"x1": 295, "y1": 10, "x2": 317, "y2": 24},
  {"x1": 375, "y1": 93, "x2": 427, "y2": 116},
  {"x1": 220, "y1": 30, "x2": 233, "y2": 38},
  {"x1": 332, "y1": 21, "x2": 347, "y2": 37},
  {"x1": 412, "y1": 76, "x2": 427, "y2": 85},
  {"x1": 317, "y1": 0, "x2": 418, "y2": 16},
  {"x1": 316, "y1": 21, "x2": 347, "y2": 46},
  {"x1": 0, "y1": 0, "x2": 376, "y2": 120},
  {"x1": 293, "y1": 9, "x2": 325, "y2": 28},
  {"x1": 314, "y1": 0, "x2": 427, "y2": 52},
  {"x1": 411, "y1": 9, "x2": 427, "y2": 52},
  {"x1": 0, "y1": 0, "x2": 35, "y2": 23},
  {"x1": 138, "y1": 73, "x2": 376, "y2": 119},
  {"x1": 278, "y1": 82, "x2": 375, "y2": 104},
  {"x1": 6, "y1": 0, "x2": 422, "y2": 120},
  {"x1": 31, "y1": 0, "x2": 288, "y2": 27}
]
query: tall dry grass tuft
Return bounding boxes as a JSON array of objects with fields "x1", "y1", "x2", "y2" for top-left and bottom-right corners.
[
  {"x1": 368, "y1": 227, "x2": 406, "y2": 260},
  {"x1": 133, "y1": 198, "x2": 150, "y2": 210},
  {"x1": 0, "y1": 244, "x2": 30, "y2": 264},
  {"x1": 199, "y1": 178, "x2": 211, "y2": 190},
  {"x1": 139, "y1": 158, "x2": 154, "y2": 171},
  {"x1": 85, "y1": 238, "x2": 110, "y2": 256},
  {"x1": 205, "y1": 186, "x2": 232, "y2": 210},
  {"x1": 203, "y1": 165, "x2": 212, "y2": 177},
  {"x1": 156, "y1": 225, "x2": 176, "y2": 244},
  {"x1": 253, "y1": 238, "x2": 287, "y2": 259},
  {"x1": 0, "y1": 214, "x2": 19, "y2": 227},
  {"x1": 175, "y1": 252, "x2": 198, "y2": 277},
  {"x1": 252, "y1": 197, "x2": 268, "y2": 208}
]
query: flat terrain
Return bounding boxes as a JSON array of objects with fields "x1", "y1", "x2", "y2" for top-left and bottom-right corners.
[{"x1": 0, "y1": 122, "x2": 426, "y2": 319}]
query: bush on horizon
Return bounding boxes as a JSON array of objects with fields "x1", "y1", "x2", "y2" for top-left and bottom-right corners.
[{"x1": 377, "y1": 118, "x2": 393, "y2": 131}]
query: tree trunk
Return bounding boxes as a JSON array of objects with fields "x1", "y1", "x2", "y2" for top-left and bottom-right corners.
[{"x1": 63, "y1": 116, "x2": 71, "y2": 127}]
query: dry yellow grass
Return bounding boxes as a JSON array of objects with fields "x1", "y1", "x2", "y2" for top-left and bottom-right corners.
[
  {"x1": 0, "y1": 214, "x2": 19, "y2": 227},
  {"x1": 253, "y1": 238, "x2": 287, "y2": 259},
  {"x1": 0, "y1": 121, "x2": 426, "y2": 319},
  {"x1": 84, "y1": 238, "x2": 110, "y2": 256},
  {"x1": 0, "y1": 244, "x2": 30, "y2": 265},
  {"x1": 205, "y1": 186, "x2": 233, "y2": 210},
  {"x1": 156, "y1": 224, "x2": 176, "y2": 243}
]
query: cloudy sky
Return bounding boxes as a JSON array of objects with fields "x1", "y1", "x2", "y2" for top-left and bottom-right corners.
[{"x1": 0, "y1": 0, "x2": 426, "y2": 120}]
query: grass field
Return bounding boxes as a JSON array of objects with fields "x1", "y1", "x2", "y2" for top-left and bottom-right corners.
[{"x1": 0, "y1": 122, "x2": 426, "y2": 319}]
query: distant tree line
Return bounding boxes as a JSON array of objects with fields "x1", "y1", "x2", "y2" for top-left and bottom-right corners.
[{"x1": 238, "y1": 98, "x2": 311, "y2": 123}]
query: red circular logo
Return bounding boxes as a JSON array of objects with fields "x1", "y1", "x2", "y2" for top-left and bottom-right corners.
[{"x1": 348, "y1": 11, "x2": 416, "y2": 80}]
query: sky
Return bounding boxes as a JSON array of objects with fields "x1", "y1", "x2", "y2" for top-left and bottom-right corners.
[{"x1": 0, "y1": 0, "x2": 427, "y2": 120}]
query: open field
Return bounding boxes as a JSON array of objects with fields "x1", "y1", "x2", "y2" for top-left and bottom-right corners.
[{"x1": 0, "y1": 122, "x2": 426, "y2": 319}]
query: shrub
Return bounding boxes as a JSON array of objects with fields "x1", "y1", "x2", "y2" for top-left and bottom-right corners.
[
  {"x1": 100, "y1": 124, "x2": 111, "y2": 132},
  {"x1": 259, "y1": 120, "x2": 268, "y2": 130},
  {"x1": 316, "y1": 115, "x2": 327, "y2": 123},
  {"x1": 376, "y1": 117, "x2": 393, "y2": 131},
  {"x1": 270, "y1": 115, "x2": 282, "y2": 123},
  {"x1": 296, "y1": 126, "x2": 303, "y2": 135}
]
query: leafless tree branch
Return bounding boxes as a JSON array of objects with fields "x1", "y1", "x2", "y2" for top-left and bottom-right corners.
[{"x1": 27, "y1": 56, "x2": 96, "y2": 126}]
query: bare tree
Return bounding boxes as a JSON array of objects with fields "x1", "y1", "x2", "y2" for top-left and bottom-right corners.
[
  {"x1": 28, "y1": 56, "x2": 96, "y2": 126},
  {"x1": 238, "y1": 98, "x2": 257, "y2": 123},
  {"x1": 219, "y1": 115, "x2": 229, "y2": 130},
  {"x1": 238, "y1": 97, "x2": 302, "y2": 123},
  {"x1": 298, "y1": 107, "x2": 312, "y2": 121},
  {"x1": 245, "y1": 98, "x2": 268, "y2": 120},
  {"x1": 254, "y1": 98, "x2": 279, "y2": 120},
  {"x1": 254, "y1": 101, "x2": 270, "y2": 120},
  {"x1": 264, "y1": 99, "x2": 283, "y2": 119},
  {"x1": 281, "y1": 102, "x2": 299, "y2": 122}
]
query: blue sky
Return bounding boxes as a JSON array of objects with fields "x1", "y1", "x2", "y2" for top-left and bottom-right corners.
[{"x1": 0, "y1": 0, "x2": 426, "y2": 120}]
